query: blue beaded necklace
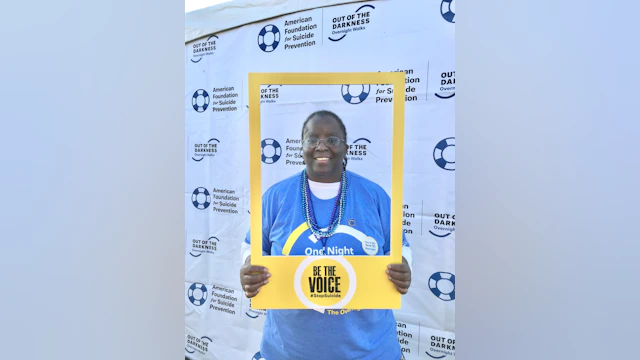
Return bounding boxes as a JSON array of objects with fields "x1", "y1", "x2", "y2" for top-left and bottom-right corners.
[{"x1": 301, "y1": 169, "x2": 348, "y2": 252}]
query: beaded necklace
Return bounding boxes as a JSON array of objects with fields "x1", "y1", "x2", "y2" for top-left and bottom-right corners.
[{"x1": 301, "y1": 169, "x2": 348, "y2": 251}]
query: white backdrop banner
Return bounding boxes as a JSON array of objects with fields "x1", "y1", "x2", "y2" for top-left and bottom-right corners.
[{"x1": 185, "y1": 0, "x2": 455, "y2": 359}]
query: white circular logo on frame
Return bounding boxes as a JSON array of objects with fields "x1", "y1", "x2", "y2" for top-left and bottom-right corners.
[
  {"x1": 362, "y1": 237, "x2": 379, "y2": 255},
  {"x1": 293, "y1": 256, "x2": 357, "y2": 309}
]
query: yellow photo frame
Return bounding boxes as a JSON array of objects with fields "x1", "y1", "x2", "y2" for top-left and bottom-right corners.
[{"x1": 249, "y1": 72, "x2": 405, "y2": 309}]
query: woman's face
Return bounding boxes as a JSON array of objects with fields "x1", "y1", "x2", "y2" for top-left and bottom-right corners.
[{"x1": 302, "y1": 116, "x2": 348, "y2": 182}]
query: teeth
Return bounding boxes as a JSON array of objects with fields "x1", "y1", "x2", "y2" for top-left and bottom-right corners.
[{"x1": 316, "y1": 157, "x2": 329, "y2": 160}]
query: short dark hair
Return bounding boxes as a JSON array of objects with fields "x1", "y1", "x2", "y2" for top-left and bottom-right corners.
[{"x1": 301, "y1": 110, "x2": 347, "y2": 142}]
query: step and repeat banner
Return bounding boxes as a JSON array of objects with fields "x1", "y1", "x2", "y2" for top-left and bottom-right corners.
[{"x1": 185, "y1": 1, "x2": 455, "y2": 358}]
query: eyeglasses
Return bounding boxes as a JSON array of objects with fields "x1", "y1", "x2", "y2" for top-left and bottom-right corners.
[{"x1": 302, "y1": 136, "x2": 346, "y2": 148}]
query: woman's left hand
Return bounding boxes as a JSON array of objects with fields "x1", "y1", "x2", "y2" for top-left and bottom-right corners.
[{"x1": 387, "y1": 257, "x2": 412, "y2": 294}]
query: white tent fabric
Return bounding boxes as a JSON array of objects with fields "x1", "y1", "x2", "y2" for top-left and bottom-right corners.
[{"x1": 185, "y1": 0, "x2": 366, "y2": 43}]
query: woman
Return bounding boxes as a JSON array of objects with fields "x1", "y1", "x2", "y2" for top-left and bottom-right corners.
[{"x1": 240, "y1": 110, "x2": 412, "y2": 360}]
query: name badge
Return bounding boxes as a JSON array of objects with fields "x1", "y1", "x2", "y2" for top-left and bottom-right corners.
[{"x1": 362, "y1": 237, "x2": 379, "y2": 256}]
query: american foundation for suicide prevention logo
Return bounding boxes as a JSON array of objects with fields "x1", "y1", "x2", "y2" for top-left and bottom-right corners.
[
  {"x1": 433, "y1": 137, "x2": 455, "y2": 171},
  {"x1": 252, "y1": 351, "x2": 265, "y2": 360},
  {"x1": 192, "y1": 89, "x2": 209, "y2": 112},
  {"x1": 186, "y1": 335, "x2": 211, "y2": 356},
  {"x1": 257, "y1": 16, "x2": 320, "y2": 53},
  {"x1": 441, "y1": 0, "x2": 455, "y2": 23},
  {"x1": 261, "y1": 138, "x2": 282, "y2": 164},
  {"x1": 429, "y1": 272, "x2": 455, "y2": 301},
  {"x1": 190, "y1": 187, "x2": 241, "y2": 214},
  {"x1": 188, "y1": 283, "x2": 208, "y2": 306},
  {"x1": 257, "y1": 25, "x2": 280, "y2": 52},
  {"x1": 341, "y1": 84, "x2": 370, "y2": 104},
  {"x1": 294, "y1": 257, "x2": 356, "y2": 309},
  {"x1": 192, "y1": 187, "x2": 211, "y2": 210}
]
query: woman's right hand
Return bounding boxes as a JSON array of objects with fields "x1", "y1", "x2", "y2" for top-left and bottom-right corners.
[{"x1": 239, "y1": 255, "x2": 271, "y2": 298}]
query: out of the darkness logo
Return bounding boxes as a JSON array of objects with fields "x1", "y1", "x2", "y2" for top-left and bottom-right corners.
[
  {"x1": 245, "y1": 298, "x2": 267, "y2": 319},
  {"x1": 260, "y1": 84, "x2": 281, "y2": 103},
  {"x1": 347, "y1": 138, "x2": 370, "y2": 161},
  {"x1": 192, "y1": 187, "x2": 211, "y2": 209},
  {"x1": 433, "y1": 137, "x2": 455, "y2": 171},
  {"x1": 435, "y1": 71, "x2": 455, "y2": 99},
  {"x1": 341, "y1": 84, "x2": 370, "y2": 104},
  {"x1": 329, "y1": 4, "x2": 375, "y2": 42},
  {"x1": 441, "y1": 0, "x2": 455, "y2": 23},
  {"x1": 192, "y1": 138, "x2": 220, "y2": 161},
  {"x1": 191, "y1": 34, "x2": 218, "y2": 63},
  {"x1": 185, "y1": 335, "x2": 212, "y2": 355},
  {"x1": 258, "y1": 25, "x2": 280, "y2": 52},
  {"x1": 188, "y1": 283, "x2": 208, "y2": 306},
  {"x1": 426, "y1": 334, "x2": 456, "y2": 359},
  {"x1": 426, "y1": 351, "x2": 446, "y2": 359},
  {"x1": 190, "y1": 236, "x2": 220, "y2": 257},
  {"x1": 261, "y1": 138, "x2": 282, "y2": 164},
  {"x1": 192, "y1": 89, "x2": 209, "y2": 112},
  {"x1": 429, "y1": 213, "x2": 455, "y2": 238},
  {"x1": 252, "y1": 351, "x2": 265, "y2": 360},
  {"x1": 429, "y1": 272, "x2": 455, "y2": 301}
]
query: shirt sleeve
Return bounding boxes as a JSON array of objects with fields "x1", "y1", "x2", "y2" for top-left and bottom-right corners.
[
  {"x1": 242, "y1": 186, "x2": 278, "y2": 261},
  {"x1": 376, "y1": 186, "x2": 413, "y2": 269},
  {"x1": 379, "y1": 188, "x2": 410, "y2": 253},
  {"x1": 385, "y1": 245, "x2": 413, "y2": 272}
]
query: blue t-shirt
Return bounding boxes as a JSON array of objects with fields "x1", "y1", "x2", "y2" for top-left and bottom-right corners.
[{"x1": 244, "y1": 171, "x2": 409, "y2": 360}]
